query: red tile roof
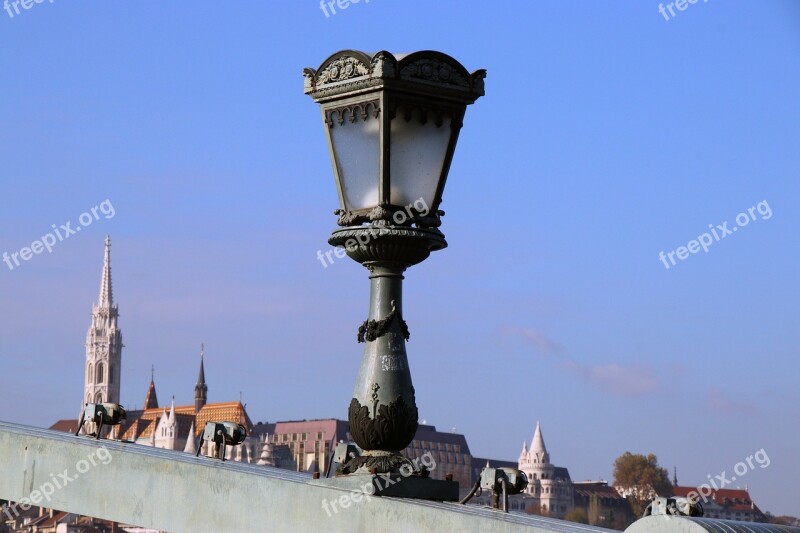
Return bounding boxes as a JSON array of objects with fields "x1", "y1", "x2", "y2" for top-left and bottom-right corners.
[
  {"x1": 49, "y1": 419, "x2": 80, "y2": 434},
  {"x1": 673, "y1": 486, "x2": 756, "y2": 511},
  {"x1": 54, "y1": 402, "x2": 253, "y2": 442}
]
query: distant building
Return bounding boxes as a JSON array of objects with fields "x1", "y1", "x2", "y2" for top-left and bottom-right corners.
[
  {"x1": 465, "y1": 423, "x2": 575, "y2": 516},
  {"x1": 251, "y1": 420, "x2": 473, "y2": 485},
  {"x1": 50, "y1": 239, "x2": 259, "y2": 463},
  {"x1": 53, "y1": 355, "x2": 260, "y2": 462},
  {"x1": 517, "y1": 422, "x2": 574, "y2": 518},
  {"x1": 572, "y1": 481, "x2": 633, "y2": 528},
  {"x1": 252, "y1": 418, "x2": 349, "y2": 473},
  {"x1": 400, "y1": 423, "x2": 473, "y2": 486},
  {"x1": 672, "y1": 485, "x2": 765, "y2": 522}
]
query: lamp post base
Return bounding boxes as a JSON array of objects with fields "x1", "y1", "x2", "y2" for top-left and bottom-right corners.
[
  {"x1": 338, "y1": 450, "x2": 415, "y2": 476},
  {"x1": 315, "y1": 473, "x2": 460, "y2": 502}
]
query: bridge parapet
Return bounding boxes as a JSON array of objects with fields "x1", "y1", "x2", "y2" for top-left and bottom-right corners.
[{"x1": 0, "y1": 422, "x2": 614, "y2": 533}]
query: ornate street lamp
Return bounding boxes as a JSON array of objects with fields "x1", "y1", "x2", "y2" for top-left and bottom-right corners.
[{"x1": 304, "y1": 50, "x2": 485, "y2": 476}]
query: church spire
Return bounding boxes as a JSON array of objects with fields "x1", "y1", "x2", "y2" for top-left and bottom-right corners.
[
  {"x1": 194, "y1": 344, "x2": 208, "y2": 413},
  {"x1": 144, "y1": 365, "x2": 159, "y2": 409},
  {"x1": 84, "y1": 237, "x2": 122, "y2": 410},
  {"x1": 98, "y1": 235, "x2": 113, "y2": 308}
]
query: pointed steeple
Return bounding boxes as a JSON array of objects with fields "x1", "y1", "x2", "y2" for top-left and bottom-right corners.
[
  {"x1": 183, "y1": 421, "x2": 197, "y2": 454},
  {"x1": 144, "y1": 365, "x2": 159, "y2": 409},
  {"x1": 673, "y1": 466, "x2": 678, "y2": 486},
  {"x1": 194, "y1": 344, "x2": 208, "y2": 413},
  {"x1": 198, "y1": 344, "x2": 206, "y2": 384},
  {"x1": 531, "y1": 421, "x2": 550, "y2": 464},
  {"x1": 98, "y1": 236, "x2": 113, "y2": 308}
]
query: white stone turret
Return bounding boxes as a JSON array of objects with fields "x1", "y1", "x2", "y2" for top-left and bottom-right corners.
[{"x1": 517, "y1": 422, "x2": 573, "y2": 518}]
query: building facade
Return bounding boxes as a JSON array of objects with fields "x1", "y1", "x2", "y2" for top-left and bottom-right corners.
[
  {"x1": 572, "y1": 481, "x2": 633, "y2": 529},
  {"x1": 672, "y1": 486, "x2": 765, "y2": 522},
  {"x1": 251, "y1": 420, "x2": 473, "y2": 485}
]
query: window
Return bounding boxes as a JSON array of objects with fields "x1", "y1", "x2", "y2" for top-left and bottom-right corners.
[
  {"x1": 87, "y1": 363, "x2": 93, "y2": 384},
  {"x1": 96, "y1": 363, "x2": 104, "y2": 383},
  {"x1": 317, "y1": 431, "x2": 324, "y2": 440},
  {"x1": 302, "y1": 433, "x2": 307, "y2": 441},
  {"x1": 109, "y1": 365, "x2": 114, "y2": 384}
]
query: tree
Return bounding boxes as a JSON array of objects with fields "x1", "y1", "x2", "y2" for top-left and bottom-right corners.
[
  {"x1": 564, "y1": 508, "x2": 588, "y2": 524},
  {"x1": 612, "y1": 451, "x2": 673, "y2": 517}
]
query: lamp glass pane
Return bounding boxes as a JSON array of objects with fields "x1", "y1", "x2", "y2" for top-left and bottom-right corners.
[
  {"x1": 389, "y1": 106, "x2": 452, "y2": 209},
  {"x1": 328, "y1": 106, "x2": 380, "y2": 211}
]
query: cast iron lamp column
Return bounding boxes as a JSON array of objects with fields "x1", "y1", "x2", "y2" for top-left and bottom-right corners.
[
  {"x1": 304, "y1": 50, "x2": 485, "y2": 475},
  {"x1": 328, "y1": 225, "x2": 446, "y2": 473}
]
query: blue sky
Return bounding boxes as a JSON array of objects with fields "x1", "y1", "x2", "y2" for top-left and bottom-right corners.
[{"x1": 1, "y1": 0, "x2": 798, "y2": 517}]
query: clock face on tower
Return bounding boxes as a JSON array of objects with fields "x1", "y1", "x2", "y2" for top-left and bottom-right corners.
[{"x1": 96, "y1": 343, "x2": 108, "y2": 358}]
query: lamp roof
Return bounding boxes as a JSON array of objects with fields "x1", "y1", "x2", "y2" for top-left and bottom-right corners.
[{"x1": 304, "y1": 50, "x2": 485, "y2": 105}]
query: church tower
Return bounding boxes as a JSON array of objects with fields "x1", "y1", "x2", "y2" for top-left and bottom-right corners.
[
  {"x1": 83, "y1": 236, "x2": 122, "y2": 406},
  {"x1": 194, "y1": 344, "x2": 208, "y2": 412}
]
